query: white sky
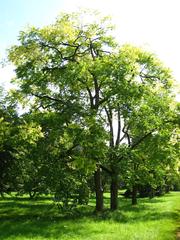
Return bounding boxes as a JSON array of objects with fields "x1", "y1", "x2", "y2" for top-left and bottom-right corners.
[{"x1": 0, "y1": 0, "x2": 180, "y2": 94}]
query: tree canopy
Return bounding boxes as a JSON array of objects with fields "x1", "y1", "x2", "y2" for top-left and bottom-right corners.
[{"x1": 1, "y1": 10, "x2": 179, "y2": 211}]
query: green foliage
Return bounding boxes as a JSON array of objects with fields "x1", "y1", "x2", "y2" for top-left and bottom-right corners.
[
  {"x1": 5, "y1": 9, "x2": 180, "y2": 209},
  {"x1": 0, "y1": 91, "x2": 44, "y2": 196}
]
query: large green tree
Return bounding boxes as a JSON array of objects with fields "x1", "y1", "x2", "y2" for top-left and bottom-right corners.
[
  {"x1": 8, "y1": 10, "x2": 178, "y2": 211},
  {"x1": 8, "y1": 11, "x2": 115, "y2": 211}
]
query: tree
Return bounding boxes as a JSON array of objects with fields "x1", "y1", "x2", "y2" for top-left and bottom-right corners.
[
  {"x1": 8, "y1": 10, "x2": 115, "y2": 211},
  {"x1": 98, "y1": 44, "x2": 177, "y2": 208},
  {"x1": 8, "y1": 10, "x2": 178, "y2": 211},
  {"x1": 0, "y1": 89, "x2": 43, "y2": 196}
]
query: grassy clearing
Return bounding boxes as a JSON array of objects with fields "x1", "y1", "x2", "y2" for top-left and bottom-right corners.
[{"x1": 0, "y1": 192, "x2": 179, "y2": 240}]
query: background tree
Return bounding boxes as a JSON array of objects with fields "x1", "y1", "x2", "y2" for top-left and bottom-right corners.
[{"x1": 0, "y1": 88, "x2": 43, "y2": 196}]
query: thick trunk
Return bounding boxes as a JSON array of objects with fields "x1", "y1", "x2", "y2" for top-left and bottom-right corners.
[
  {"x1": 110, "y1": 174, "x2": 119, "y2": 210},
  {"x1": 132, "y1": 185, "x2": 137, "y2": 205},
  {"x1": 94, "y1": 167, "x2": 103, "y2": 212}
]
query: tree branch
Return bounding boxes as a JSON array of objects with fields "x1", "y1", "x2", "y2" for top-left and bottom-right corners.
[
  {"x1": 89, "y1": 39, "x2": 96, "y2": 60},
  {"x1": 115, "y1": 106, "x2": 121, "y2": 146},
  {"x1": 86, "y1": 87, "x2": 94, "y2": 109},
  {"x1": 104, "y1": 106, "x2": 114, "y2": 147},
  {"x1": 39, "y1": 41, "x2": 63, "y2": 59},
  {"x1": 34, "y1": 94, "x2": 65, "y2": 105},
  {"x1": 119, "y1": 125, "x2": 129, "y2": 143},
  {"x1": 99, "y1": 164, "x2": 112, "y2": 175},
  {"x1": 88, "y1": 70, "x2": 100, "y2": 109},
  {"x1": 131, "y1": 129, "x2": 155, "y2": 149}
]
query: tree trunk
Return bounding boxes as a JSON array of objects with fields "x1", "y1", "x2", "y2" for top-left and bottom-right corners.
[
  {"x1": 0, "y1": 191, "x2": 4, "y2": 199},
  {"x1": 29, "y1": 190, "x2": 36, "y2": 199},
  {"x1": 110, "y1": 174, "x2": 119, "y2": 210},
  {"x1": 132, "y1": 185, "x2": 137, "y2": 205},
  {"x1": 149, "y1": 187, "x2": 155, "y2": 199},
  {"x1": 94, "y1": 167, "x2": 103, "y2": 212}
]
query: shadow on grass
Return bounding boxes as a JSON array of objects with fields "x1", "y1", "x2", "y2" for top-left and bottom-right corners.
[
  {"x1": 0, "y1": 218, "x2": 92, "y2": 240},
  {"x1": 98, "y1": 209, "x2": 179, "y2": 223},
  {"x1": 0, "y1": 210, "x2": 178, "y2": 240},
  {"x1": 0, "y1": 195, "x2": 52, "y2": 201},
  {"x1": 0, "y1": 193, "x2": 179, "y2": 239},
  {"x1": 0, "y1": 200, "x2": 96, "y2": 239}
]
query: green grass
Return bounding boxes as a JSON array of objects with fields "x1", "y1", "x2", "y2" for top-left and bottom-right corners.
[{"x1": 0, "y1": 192, "x2": 179, "y2": 240}]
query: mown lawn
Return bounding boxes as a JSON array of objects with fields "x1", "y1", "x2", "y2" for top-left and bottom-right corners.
[{"x1": 0, "y1": 192, "x2": 179, "y2": 240}]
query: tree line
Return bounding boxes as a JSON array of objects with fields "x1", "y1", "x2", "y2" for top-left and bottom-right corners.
[{"x1": 0, "y1": 10, "x2": 179, "y2": 212}]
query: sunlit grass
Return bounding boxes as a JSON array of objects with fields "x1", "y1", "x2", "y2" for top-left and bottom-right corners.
[{"x1": 0, "y1": 192, "x2": 179, "y2": 240}]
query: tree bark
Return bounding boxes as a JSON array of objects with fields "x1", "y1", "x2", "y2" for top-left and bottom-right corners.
[
  {"x1": 110, "y1": 174, "x2": 119, "y2": 210},
  {"x1": 94, "y1": 166, "x2": 103, "y2": 212},
  {"x1": 132, "y1": 185, "x2": 137, "y2": 205}
]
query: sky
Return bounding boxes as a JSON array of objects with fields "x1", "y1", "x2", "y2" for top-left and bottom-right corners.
[{"x1": 0, "y1": 0, "x2": 180, "y2": 92}]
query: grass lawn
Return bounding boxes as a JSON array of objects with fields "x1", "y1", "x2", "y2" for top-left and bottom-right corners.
[{"x1": 0, "y1": 192, "x2": 179, "y2": 240}]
